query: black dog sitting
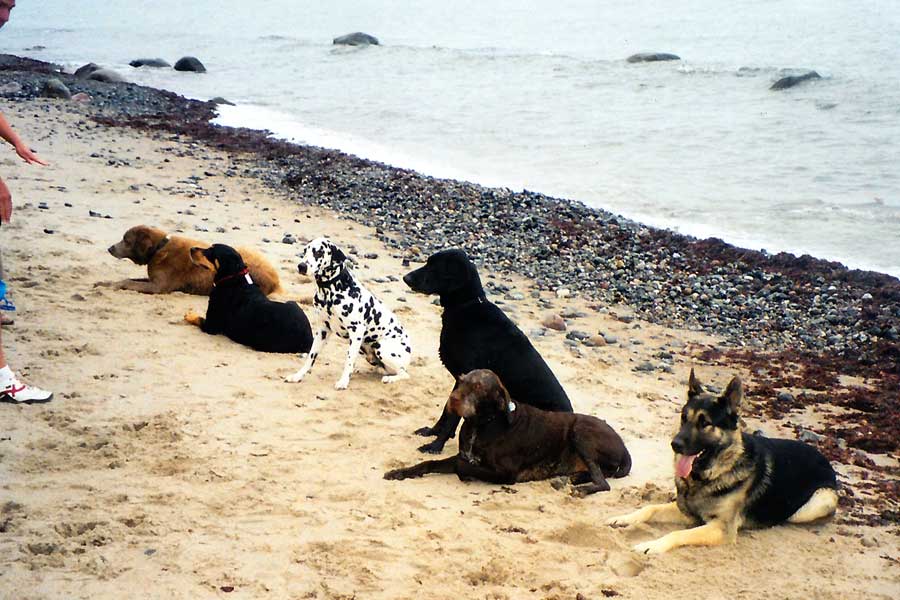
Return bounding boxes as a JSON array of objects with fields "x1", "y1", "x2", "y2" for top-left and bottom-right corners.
[
  {"x1": 403, "y1": 249, "x2": 573, "y2": 453},
  {"x1": 184, "y1": 244, "x2": 313, "y2": 353}
]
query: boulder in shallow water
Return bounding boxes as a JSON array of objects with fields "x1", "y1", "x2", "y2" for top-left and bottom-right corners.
[
  {"x1": 74, "y1": 62, "x2": 101, "y2": 78},
  {"x1": 210, "y1": 96, "x2": 235, "y2": 106},
  {"x1": 333, "y1": 32, "x2": 379, "y2": 46},
  {"x1": 770, "y1": 71, "x2": 821, "y2": 90},
  {"x1": 41, "y1": 77, "x2": 71, "y2": 99},
  {"x1": 174, "y1": 56, "x2": 206, "y2": 72},
  {"x1": 129, "y1": 58, "x2": 171, "y2": 68},
  {"x1": 627, "y1": 52, "x2": 680, "y2": 63},
  {"x1": 87, "y1": 68, "x2": 127, "y2": 83}
]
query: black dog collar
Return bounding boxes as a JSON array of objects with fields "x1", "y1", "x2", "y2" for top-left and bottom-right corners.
[
  {"x1": 147, "y1": 235, "x2": 170, "y2": 261},
  {"x1": 442, "y1": 294, "x2": 487, "y2": 312}
]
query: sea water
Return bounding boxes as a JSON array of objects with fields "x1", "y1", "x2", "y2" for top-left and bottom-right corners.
[{"x1": 3, "y1": 0, "x2": 898, "y2": 276}]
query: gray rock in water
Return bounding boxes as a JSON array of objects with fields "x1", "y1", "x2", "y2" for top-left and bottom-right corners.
[
  {"x1": 87, "y1": 68, "x2": 126, "y2": 83},
  {"x1": 627, "y1": 52, "x2": 680, "y2": 63},
  {"x1": 129, "y1": 58, "x2": 171, "y2": 68},
  {"x1": 770, "y1": 71, "x2": 821, "y2": 90},
  {"x1": 210, "y1": 96, "x2": 235, "y2": 106},
  {"x1": 174, "y1": 56, "x2": 206, "y2": 73},
  {"x1": 333, "y1": 32, "x2": 379, "y2": 46},
  {"x1": 41, "y1": 77, "x2": 71, "y2": 99},
  {"x1": 74, "y1": 62, "x2": 101, "y2": 78}
]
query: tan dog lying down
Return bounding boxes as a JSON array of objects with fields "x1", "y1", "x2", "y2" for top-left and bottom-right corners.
[{"x1": 98, "y1": 225, "x2": 281, "y2": 295}]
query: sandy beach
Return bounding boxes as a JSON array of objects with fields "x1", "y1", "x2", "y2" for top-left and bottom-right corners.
[{"x1": 0, "y1": 86, "x2": 897, "y2": 598}]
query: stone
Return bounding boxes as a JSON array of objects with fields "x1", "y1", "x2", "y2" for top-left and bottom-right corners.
[
  {"x1": 129, "y1": 58, "x2": 170, "y2": 68},
  {"x1": 174, "y1": 56, "x2": 206, "y2": 73},
  {"x1": 87, "y1": 68, "x2": 126, "y2": 83},
  {"x1": 556, "y1": 287, "x2": 571, "y2": 298},
  {"x1": 70, "y1": 92, "x2": 92, "y2": 103},
  {"x1": 210, "y1": 96, "x2": 235, "y2": 106},
  {"x1": 507, "y1": 291, "x2": 525, "y2": 301},
  {"x1": 776, "y1": 391, "x2": 795, "y2": 403},
  {"x1": 541, "y1": 314, "x2": 566, "y2": 331},
  {"x1": 602, "y1": 333, "x2": 618, "y2": 345},
  {"x1": 0, "y1": 81, "x2": 22, "y2": 94},
  {"x1": 333, "y1": 32, "x2": 379, "y2": 46},
  {"x1": 584, "y1": 335, "x2": 607, "y2": 347},
  {"x1": 633, "y1": 361, "x2": 655, "y2": 373},
  {"x1": 770, "y1": 71, "x2": 821, "y2": 91},
  {"x1": 74, "y1": 62, "x2": 101, "y2": 78},
  {"x1": 41, "y1": 78, "x2": 70, "y2": 99},
  {"x1": 798, "y1": 429, "x2": 824, "y2": 443},
  {"x1": 627, "y1": 52, "x2": 680, "y2": 63},
  {"x1": 566, "y1": 330, "x2": 590, "y2": 341}
]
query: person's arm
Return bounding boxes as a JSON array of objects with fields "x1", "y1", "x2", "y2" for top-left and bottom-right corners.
[
  {"x1": 0, "y1": 113, "x2": 48, "y2": 166},
  {"x1": 0, "y1": 176, "x2": 11, "y2": 223}
]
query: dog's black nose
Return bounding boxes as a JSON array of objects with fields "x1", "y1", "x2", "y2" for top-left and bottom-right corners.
[
  {"x1": 107, "y1": 245, "x2": 115, "y2": 255},
  {"x1": 298, "y1": 263, "x2": 307, "y2": 275},
  {"x1": 671, "y1": 437, "x2": 685, "y2": 454}
]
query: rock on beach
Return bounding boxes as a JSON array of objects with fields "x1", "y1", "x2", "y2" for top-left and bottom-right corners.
[
  {"x1": 86, "y1": 69, "x2": 126, "y2": 83},
  {"x1": 41, "y1": 78, "x2": 70, "y2": 99},
  {"x1": 74, "y1": 62, "x2": 101, "y2": 78}
]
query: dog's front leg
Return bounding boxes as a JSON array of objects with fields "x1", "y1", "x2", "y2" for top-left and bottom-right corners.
[
  {"x1": 286, "y1": 326, "x2": 328, "y2": 383},
  {"x1": 383, "y1": 456, "x2": 459, "y2": 480},
  {"x1": 633, "y1": 520, "x2": 727, "y2": 555},
  {"x1": 606, "y1": 502, "x2": 692, "y2": 527},
  {"x1": 335, "y1": 334, "x2": 363, "y2": 390}
]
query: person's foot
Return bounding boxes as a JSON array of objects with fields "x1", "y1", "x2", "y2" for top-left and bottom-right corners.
[
  {"x1": 0, "y1": 312, "x2": 14, "y2": 326},
  {"x1": 0, "y1": 376, "x2": 52, "y2": 404}
]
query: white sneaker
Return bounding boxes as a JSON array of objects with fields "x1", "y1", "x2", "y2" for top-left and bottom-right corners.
[{"x1": 0, "y1": 376, "x2": 53, "y2": 404}]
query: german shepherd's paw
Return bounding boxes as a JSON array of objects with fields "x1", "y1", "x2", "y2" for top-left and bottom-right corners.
[
  {"x1": 606, "y1": 511, "x2": 643, "y2": 527},
  {"x1": 633, "y1": 538, "x2": 669, "y2": 555}
]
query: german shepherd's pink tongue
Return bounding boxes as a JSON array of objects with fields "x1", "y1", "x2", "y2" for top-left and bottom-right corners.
[{"x1": 675, "y1": 454, "x2": 698, "y2": 478}]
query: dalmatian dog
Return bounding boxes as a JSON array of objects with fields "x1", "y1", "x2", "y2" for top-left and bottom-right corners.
[{"x1": 286, "y1": 237, "x2": 412, "y2": 390}]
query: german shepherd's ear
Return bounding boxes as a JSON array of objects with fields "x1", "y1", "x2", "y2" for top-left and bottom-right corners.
[
  {"x1": 719, "y1": 376, "x2": 743, "y2": 414},
  {"x1": 688, "y1": 368, "x2": 704, "y2": 397}
]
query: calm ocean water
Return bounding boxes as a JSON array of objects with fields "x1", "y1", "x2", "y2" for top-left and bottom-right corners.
[{"x1": 3, "y1": 1, "x2": 899, "y2": 276}]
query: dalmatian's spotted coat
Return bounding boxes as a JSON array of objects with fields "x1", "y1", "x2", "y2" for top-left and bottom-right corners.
[{"x1": 286, "y1": 237, "x2": 412, "y2": 390}]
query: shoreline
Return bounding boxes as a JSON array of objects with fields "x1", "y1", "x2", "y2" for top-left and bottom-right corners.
[
  {"x1": 0, "y1": 55, "x2": 897, "y2": 597},
  {"x1": 2, "y1": 53, "x2": 897, "y2": 465}
]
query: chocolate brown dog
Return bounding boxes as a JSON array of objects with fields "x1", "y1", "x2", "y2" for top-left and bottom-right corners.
[{"x1": 384, "y1": 369, "x2": 631, "y2": 494}]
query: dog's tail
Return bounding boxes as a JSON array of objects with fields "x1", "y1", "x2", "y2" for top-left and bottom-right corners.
[{"x1": 614, "y1": 447, "x2": 632, "y2": 478}]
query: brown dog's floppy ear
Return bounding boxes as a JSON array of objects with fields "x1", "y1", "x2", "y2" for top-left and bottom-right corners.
[
  {"x1": 688, "y1": 368, "x2": 704, "y2": 397},
  {"x1": 719, "y1": 376, "x2": 743, "y2": 414},
  {"x1": 133, "y1": 233, "x2": 155, "y2": 264}
]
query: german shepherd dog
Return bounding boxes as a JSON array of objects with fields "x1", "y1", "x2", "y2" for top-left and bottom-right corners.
[{"x1": 607, "y1": 369, "x2": 838, "y2": 554}]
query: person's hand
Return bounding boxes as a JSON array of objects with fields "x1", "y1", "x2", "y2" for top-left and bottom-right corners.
[
  {"x1": 14, "y1": 142, "x2": 48, "y2": 166},
  {"x1": 0, "y1": 176, "x2": 11, "y2": 223}
]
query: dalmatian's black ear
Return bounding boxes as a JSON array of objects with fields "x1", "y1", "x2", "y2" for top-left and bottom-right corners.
[{"x1": 331, "y1": 246, "x2": 347, "y2": 265}]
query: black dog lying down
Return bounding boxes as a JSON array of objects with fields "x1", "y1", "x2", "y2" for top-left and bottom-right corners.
[
  {"x1": 184, "y1": 244, "x2": 313, "y2": 354},
  {"x1": 385, "y1": 370, "x2": 631, "y2": 494},
  {"x1": 404, "y1": 249, "x2": 573, "y2": 453}
]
